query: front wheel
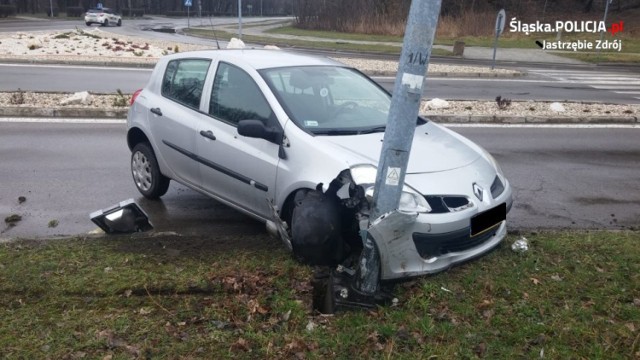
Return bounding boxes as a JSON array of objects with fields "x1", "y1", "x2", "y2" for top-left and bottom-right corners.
[
  {"x1": 117, "y1": 19, "x2": 122, "y2": 26},
  {"x1": 85, "y1": 22, "x2": 91, "y2": 26},
  {"x1": 102, "y1": 19, "x2": 108, "y2": 27},
  {"x1": 131, "y1": 142, "x2": 170, "y2": 199}
]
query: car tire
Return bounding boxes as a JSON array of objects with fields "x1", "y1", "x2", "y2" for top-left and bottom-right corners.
[
  {"x1": 117, "y1": 19, "x2": 122, "y2": 26},
  {"x1": 102, "y1": 19, "x2": 108, "y2": 27},
  {"x1": 131, "y1": 142, "x2": 170, "y2": 199},
  {"x1": 291, "y1": 189, "x2": 345, "y2": 266},
  {"x1": 85, "y1": 22, "x2": 91, "y2": 26}
]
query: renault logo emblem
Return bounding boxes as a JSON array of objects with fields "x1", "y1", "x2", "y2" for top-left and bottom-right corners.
[{"x1": 473, "y1": 183, "x2": 484, "y2": 201}]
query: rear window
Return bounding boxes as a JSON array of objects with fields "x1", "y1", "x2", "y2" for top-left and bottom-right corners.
[{"x1": 161, "y1": 59, "x2": 211, "y2": 110}]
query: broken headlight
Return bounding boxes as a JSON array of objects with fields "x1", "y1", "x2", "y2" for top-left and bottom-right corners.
[{"x1": 350, "y1": 164, "x2": 431, "y2": 213}]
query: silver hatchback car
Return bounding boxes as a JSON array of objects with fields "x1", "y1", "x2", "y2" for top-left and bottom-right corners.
[{"x1": 127, "y1": 49, "x2": 512, "y2": 280}]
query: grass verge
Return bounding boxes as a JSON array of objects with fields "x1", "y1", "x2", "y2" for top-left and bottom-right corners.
[
  {"x1": 186, "y1": 28, "x2": 454, "y2": 56},
  {"x1": 266, "y1": 25, "x2": 403, "y2": 43},
  {"x1": 260, "y1": 24, "x2": 640, "y2": 64},
  {"x1": 1, "y1": 231, "x2": 639, "y2": 358}
]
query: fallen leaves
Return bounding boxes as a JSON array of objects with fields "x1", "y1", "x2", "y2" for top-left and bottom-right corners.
[
  {"x1": 4, "y1": 214, "x2": 22, "y2": 226},
  {"x1": 95, "y1": 330, "x2": 140, "y2": 357}
]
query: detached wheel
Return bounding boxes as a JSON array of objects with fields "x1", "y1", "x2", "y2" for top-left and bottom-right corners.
[
  {"x1": 117, "y1": 19, "x2": 122, "y2": 26},
  {"x1": 102, "y1": 19, "x2": 108, "y2": 26},
  {"x1": 131, "y1": 142, "x2": 170, "y2": 199}
]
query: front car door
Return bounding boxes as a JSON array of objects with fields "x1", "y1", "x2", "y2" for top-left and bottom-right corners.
[{"x1": 194, "y1": 61, "x2": 281, "y2": 220}]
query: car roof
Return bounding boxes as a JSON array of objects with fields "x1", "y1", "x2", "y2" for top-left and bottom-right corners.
[{"x1": 162, "y1": 49, "x2": 345, "y2": 70}]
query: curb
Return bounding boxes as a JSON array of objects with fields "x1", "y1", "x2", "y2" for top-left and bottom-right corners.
[
  {"x1": 428, "y1": 115, "x2": 639, "y2": 124},
  {"x1": 0, "y1": 107, "x2": 128, "y2": 118},
  {"x1": 0, "y1": 107, "x2": 636, "y2": 124},
  {"x1": 367, "y1": 70, "x2": 525, "y2": 78},
  {"x1": 0, "y1": 58, "x2": 156, "y2": 69},
  {"x1": 0, "y1": 58, "x2": 525, "y2": 78}
]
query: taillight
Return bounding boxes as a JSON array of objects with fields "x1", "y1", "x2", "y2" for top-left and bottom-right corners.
[{"x1": 130, "y1": 89, "x2": 143, "y2": 105}]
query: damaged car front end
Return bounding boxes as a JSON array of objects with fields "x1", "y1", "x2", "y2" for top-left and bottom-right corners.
[{"x1": 288, "y1": 157, "x2": 512, "y2": 282}]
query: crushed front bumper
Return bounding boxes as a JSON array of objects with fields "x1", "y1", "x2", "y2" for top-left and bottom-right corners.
[{"x1": 372, "y1": 192, "x2": 512, "y2": 281}]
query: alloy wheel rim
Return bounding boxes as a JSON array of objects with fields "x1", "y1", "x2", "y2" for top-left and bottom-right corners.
[{"x1": 132, "y1": 151, "x2": 152, "y2": 191}]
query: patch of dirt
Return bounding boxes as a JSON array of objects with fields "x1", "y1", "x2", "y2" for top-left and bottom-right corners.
[{"x1": 109, "y1": 233, "x2": 281, "y2": 258}]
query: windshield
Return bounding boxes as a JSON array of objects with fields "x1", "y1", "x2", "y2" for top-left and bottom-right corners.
[{"x1": 260, "y1": 66, "x2": 392, "y2": 135}]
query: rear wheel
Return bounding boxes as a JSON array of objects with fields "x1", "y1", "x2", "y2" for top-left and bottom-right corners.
[
  {"x1": 117, "y1": 19, "x2": 122, "y2": 26},
  {"x1": 85, "y1": 22, "x2": 91, "y2": 26},
  {"x1": 102, "y1": 19, "x2": 108, "y2": 26},
  {"x1": 131, "y1": 142, "x2": 170, "y2": 199}
]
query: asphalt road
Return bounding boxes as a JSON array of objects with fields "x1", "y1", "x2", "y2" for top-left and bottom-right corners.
[
  {"x1": 1, "y1": 63, "x2": 639, "y2": 104},
  {"x1": 0, "y1": 16, "x2": 283, "y2": 43},
  {"x1": 1, "y1": 121, "x2": 638, "y2": 240}
]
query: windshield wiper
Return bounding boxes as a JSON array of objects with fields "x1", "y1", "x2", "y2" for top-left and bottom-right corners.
[
  {"x1": 314, "y1": 129, "x2": 360, "y2": 136},
  {"x1": 358, "y1": 126, "x2": 387, "y2": 134}
]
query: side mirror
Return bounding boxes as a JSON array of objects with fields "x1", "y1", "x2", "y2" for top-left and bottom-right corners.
[{"x1": 237, "y1": 120, "x2": 283, "y2": 144}]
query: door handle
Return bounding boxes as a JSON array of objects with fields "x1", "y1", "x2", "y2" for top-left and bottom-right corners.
[
  {"x1": 199, "y1": 130, "x2": 216, "y2": 140},
  {"x1": 150, "y1": 107, "x2": 162, "y2": 116}
]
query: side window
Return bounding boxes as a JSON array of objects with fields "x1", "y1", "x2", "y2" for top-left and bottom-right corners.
[
  {"x1": 209, "y1": 62, "x2": 273, "y2": 126},
  {"x1": 161, "y1": 59, "x2": 211, "y2": 110}
]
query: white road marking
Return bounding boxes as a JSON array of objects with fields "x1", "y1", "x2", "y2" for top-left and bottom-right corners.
[
  {"x1": 371, "y1": 76, "x2": 558, "y2": 83},
  {"x1": 591, "y1": 85, "x2": 640, "y2": 90},
  {"x1": 444, "y1": 123, "x2": 640, "y2": 129},
  {"x1": 0, "y1": 63, "x2": 153, "y2": 72},
  {"x1": 564, "y1": 76, "x2": 636, "y2": 81},
  {"x1": 528, "y1": 69, "x2": 640, "y2": 98},
  {"x1": 614, "y1": 91, "x2": 640, "y2": 95},
  {"x1": 1, "y1": 118, "x2": 634, "y2": 128},
  {"x1": 0, "y1": 117, "x2": 126, "y2": 124},
  {"x1": 585, "y1": 80, "x2": 640, "y2": 85}
]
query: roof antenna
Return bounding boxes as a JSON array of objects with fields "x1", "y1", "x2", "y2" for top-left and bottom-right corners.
[{"x1": 209, "y1": 14, "x2": 221, "y2": 50}]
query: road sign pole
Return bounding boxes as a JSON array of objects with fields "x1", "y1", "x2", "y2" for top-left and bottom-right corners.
[
  {"x1": 491, "y1": 9, "x2": 506, "y2": 70},
  {"x1": 238, "y1": 0, "x2": 243, "y2": 39},
  {"x1": 597, "y1": 0, "x2": 612, "y2": 62},
  {"x1": 491, "y1": 26, "x2": 499, "y2": 69},
  {"x1": 184, "y1": 0, "x2": 192, "y2": 28},
  {"x1": 354, "y1": 0, "x2": 443, "y2": 295}
]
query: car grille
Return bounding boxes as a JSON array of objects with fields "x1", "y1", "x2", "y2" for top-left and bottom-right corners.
[
  {"x1": 424, "y1": 195, "x2": 471, "y2": 213},
  {"x1": 412, "y1": 227, "x2": 497, "y2": 259}
]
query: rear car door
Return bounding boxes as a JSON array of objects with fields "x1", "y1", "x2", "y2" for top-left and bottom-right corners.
[
  {"x1": 194, "y1": 61, "x2": 280, "y2": 219},
  {"x1": 147, "y1": 58, "x2": 211, "y2": 187}
]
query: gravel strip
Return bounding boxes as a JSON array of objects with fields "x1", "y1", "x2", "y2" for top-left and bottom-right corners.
[
  {"x1": 0, "y1": 28, "x2": 203, "y2": 59},
  {"x1": 0, "y1": 91, "x2": 127, "y2": 110},
  {"x1": 1, "y1": 91, "x2": 637, "y2": 118},
  {"x1": 0, "y1": 29, "x2": 520, "y2": 75},
  {"x1": 420, "y1": 100, "x2": 639, "y2": 117}
]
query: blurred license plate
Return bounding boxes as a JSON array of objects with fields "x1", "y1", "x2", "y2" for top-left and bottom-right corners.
[{"x1": 471, "y1": 203, "x2": 506, "y2": 236}]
